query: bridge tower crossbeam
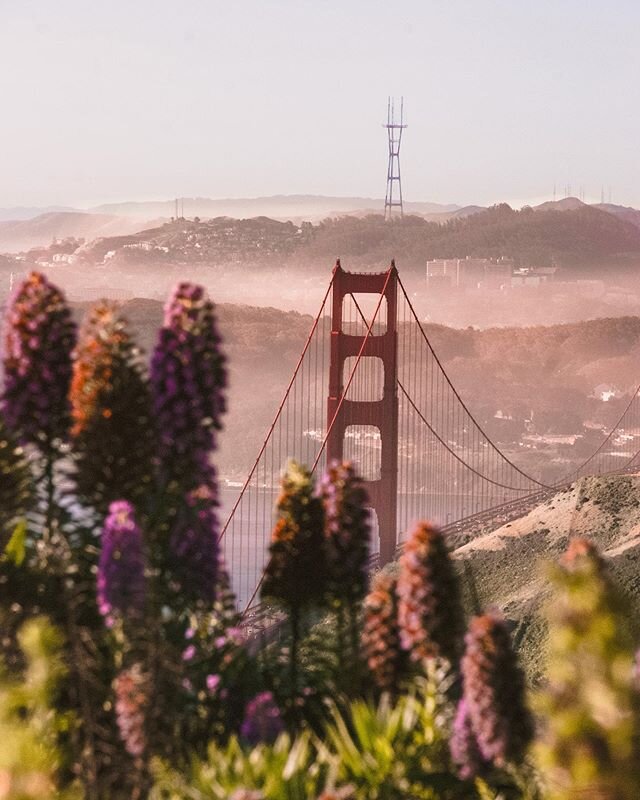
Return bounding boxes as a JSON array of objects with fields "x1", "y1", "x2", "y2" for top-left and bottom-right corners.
[{"x1": 327, "y1": 261, "x2": 399, "y2": 564}]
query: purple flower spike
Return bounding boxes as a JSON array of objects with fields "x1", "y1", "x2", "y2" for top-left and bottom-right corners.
[
  {"x1": 240, "y1": 691, "x2": 284, "y2": 745},
  {"x1": 150, "y1": 282, "x2": 226, "y2": 480},
  {"x1": 169, "y1": 483, "x2": 218, "y2": 602},
  {"x1": 450, "y1": 698, "x2": 488, "y2": 780},
  {"x1": 2, "y1": 272, "x2": 76, "y2": 446},
  {"x1": 460, "y1": 612, "x2": 533, "y2": 769},
  {"x1": 97, "y1": 500, "x2": 146, "y2": 623}
]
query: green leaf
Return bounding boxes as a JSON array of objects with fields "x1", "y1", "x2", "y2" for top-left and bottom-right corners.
[{"x1": 4, "y1": 519, "x2": 27, "y2": 566}]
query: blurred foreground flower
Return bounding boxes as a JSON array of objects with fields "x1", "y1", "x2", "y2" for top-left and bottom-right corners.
[
  {"x1": 450, "y1": 697, "x2": 489, "y2": 780},
  {"x1": 397, "y1": 522, "x2": 464, "y2": 667},
  {"x1": 361, "y1": 572, "x2": 405, "y2": 693},
  {"x1": 97, "y1": 500, "x2": 146, "y2": 624},
  {"x1": 262, "y1": 461, "x2": 327, "y2": 610},
  {"x1": 114, "y1": 663, "x2": 147, "y2": 758},
  {"x1": 70, "y1": 302, "x2": 154, "y2": 512},
  {"x1": 240, "y1": 691, "x2": 284, "y2": 745},
  {"x1": 461, "y1": 612, "x2": 533, "y2": 770},
  {"x1": 318, "y1": 461, "x2": 370, "y2": 605},
  {"x1": 536, "y1": 537, "x2": 640, "y2": 799},
  {"x1": 2, "y1": 271, "x2": 75, "y2": 447},
  {"x1": 151, "y1": 282, "x2": 226, "y2": 482}
]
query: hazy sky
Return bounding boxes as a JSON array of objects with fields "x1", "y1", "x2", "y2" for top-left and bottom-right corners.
[{"x1": 1, "y1": 0, "x2": 639, "y2": 209}]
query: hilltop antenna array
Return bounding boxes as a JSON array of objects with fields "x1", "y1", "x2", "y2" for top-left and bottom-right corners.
[{"x1": 383, "y1": 97, "x2": 407, "y2": 220}]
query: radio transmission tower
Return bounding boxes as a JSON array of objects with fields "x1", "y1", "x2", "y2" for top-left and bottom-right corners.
[{"x1": 383, "y1": 97, "x2": 407, "y2": 220}]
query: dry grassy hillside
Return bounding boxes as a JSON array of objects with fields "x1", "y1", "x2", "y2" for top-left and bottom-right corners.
[{"x1": 453, "y1": 474, "x2": 640, "y2": 681}]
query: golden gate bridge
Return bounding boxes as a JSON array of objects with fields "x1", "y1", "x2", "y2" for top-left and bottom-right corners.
[{"x1": 219, "y1": 261, "x2": 640, "y2": 613}]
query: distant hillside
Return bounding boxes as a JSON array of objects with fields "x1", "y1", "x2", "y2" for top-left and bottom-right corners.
[
  {"x1": 71, "y1": 300, "x2": 640, "y2": 480},
  {"x1": 0, "y1": 206, "x2": 77, "y2": 222},
  {"x1": 37, "y1": 203, "x2": 640, "y2": 275},
  {"x1": 91, "y1": 195, "x2": 459, "y2": 222},
  {"x1": 594, "y1": 202, "x2": 640, "y2": 229},
  {"x1": 532, "y1": 196, "x2": 586, "y2": 212},
  {"x1": 452, "y1": 474, "x2": 640, "y2": 681},
  {"x1": 0, "y1": 212, "x2": 159, "y2": 253},
  {"x1": 301, "y1": 203, "x2": 640, "y2": 271}
]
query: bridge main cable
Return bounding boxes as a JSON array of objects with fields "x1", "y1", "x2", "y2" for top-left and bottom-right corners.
[
  {"x1": 396, "y1": 274, "x2": 553, "y2": 490},
  {"x1": 217, "y1": 274, "x2": 335, "y2": 545}
]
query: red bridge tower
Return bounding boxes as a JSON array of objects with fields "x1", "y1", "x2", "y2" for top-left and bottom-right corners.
[{"x1": 326, "y1": 261, "x2": 399, "y2": 564}]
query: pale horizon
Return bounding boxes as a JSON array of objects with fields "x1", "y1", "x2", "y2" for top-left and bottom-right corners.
[{"x1": 2, "y1": 0, "x2": 639, "y2": 210}]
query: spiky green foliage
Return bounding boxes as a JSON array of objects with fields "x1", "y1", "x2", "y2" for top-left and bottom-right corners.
[
  {"x1": 151, "y1": 732, "x2": 322, "y2": 800},
  {"x1": 0, "y1": 618, "x2": 69, "y2": 800},
  {"x1": 536, "y1": 537, "x2": 640, "y2": 799},
  {"x1": 151, "y1": 669, "x2": 505, "y2": 800}
]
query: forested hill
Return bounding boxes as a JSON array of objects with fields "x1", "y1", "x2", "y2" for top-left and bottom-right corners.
[
  {"x1": 79, "y1": 299, "x2": 640, "y2": 478},
  {"x1": 14, "y1": 202, "x2": 640, "y2": 275},
  {"x1": 302, "y1": 204, "x2": 640, "y2": 271}
]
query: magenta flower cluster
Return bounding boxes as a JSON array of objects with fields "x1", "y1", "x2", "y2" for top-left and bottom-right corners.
[
  {"x1": 97, "y1": 500, "x2": 146, "y2": 624},
  {"x1": 449, "y1": 698, "x2": 488, "y2": 781},
  {"x1": 2, "y1": 272, "x2": 76, "y2": 446},
  {"x1": 150, "y1": 282, "x2": 226, "y2": 479},
  {"x1": 240, "y1": 691, "x2": 284, "y2": 745}
]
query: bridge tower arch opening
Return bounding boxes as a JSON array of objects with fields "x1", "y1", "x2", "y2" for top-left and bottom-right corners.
[{"x1": 326, "y1": 260, "x2": 399, "y2": 564}]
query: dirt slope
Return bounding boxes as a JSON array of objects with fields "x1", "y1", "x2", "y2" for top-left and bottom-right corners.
[{"x1": 453, "y1": 474, "x2": 640, "y2": 681}]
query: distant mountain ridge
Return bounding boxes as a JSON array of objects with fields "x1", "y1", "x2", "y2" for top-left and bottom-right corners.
[
  {"x1": 90, "y1": 195, "x2": 460, "y2": 221},
  {"x1": 0, "y1": 206, "x2": 77, "y2": 222},
  {"x1": 0, "y1": 212, "x2": 164, "y2": 254},
  {"x1": 2, "y1": 195, "x2": 640, "y2": 259}
]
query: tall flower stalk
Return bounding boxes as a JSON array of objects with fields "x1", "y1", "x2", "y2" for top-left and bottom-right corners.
[
  {"x1": 361, "y1": 572, "x2": 406, "y2": 694},
  {"x1": 70, "y1": 302, "x2": 154, "y2": 514},
  {"x1": 536, "y1": 538, "x2": 640, "y2": 799},
  {"x1": 2, "y1": 272, "x2": 76, "y2": 450},
  {"x1": 2, "y1": 272, "x2": 76, "y2": 536},
  {"x1": 318, "y1": 461, "x2": 370, "y2": 677},
  {"x1": 397, "y1": 522, "x2": 465, "y2": 670},
  {"x1": 150, "y1": 283, "x2": 227, "y2": 606},
  {"x1": 459, "y1": 612, "x2": 533, "y2": 773},
  {"x1": 150, "y1": 282, "x2": 226, "y2": 484},
  {"x1": 262, "y1": 462, "x2": 328, "y2": 698}
]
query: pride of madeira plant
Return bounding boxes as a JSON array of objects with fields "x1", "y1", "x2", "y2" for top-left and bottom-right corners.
[{"x1": 0, "y1": 272, "x2": 235, "y2": 797}]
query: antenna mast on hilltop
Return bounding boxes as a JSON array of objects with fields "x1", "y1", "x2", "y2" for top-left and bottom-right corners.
[{"x1": 383, "y1": 97, "x2": 407, "y2": 220}]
